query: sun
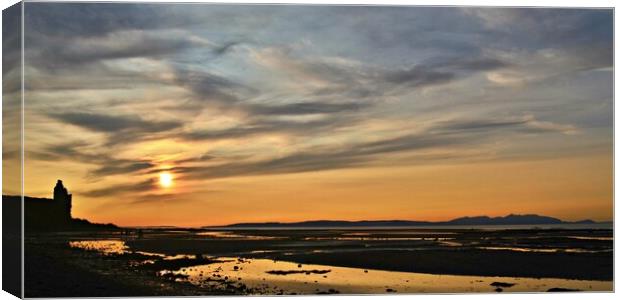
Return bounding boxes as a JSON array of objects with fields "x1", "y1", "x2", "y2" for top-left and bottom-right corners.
[{"x1": 159, "y1": 172, "x2": 173, "y2": 188}]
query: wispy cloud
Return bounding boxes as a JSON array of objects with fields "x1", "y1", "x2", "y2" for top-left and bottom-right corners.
[
  {"x1": 48, "y1": 112, "x2": 183, "y2": 147},
  {"x1": 49, "y1": 112, "x2": 181, "y2": 133},
  {"x1": 172, "y1": 114, "x2": 578, "y2": 181},
  {"x1": 19, "y1": 4, "x2": 611, "y2": 207},
  {"x1": 80, "y1": 179, "x2": 157, "y2": 197}
]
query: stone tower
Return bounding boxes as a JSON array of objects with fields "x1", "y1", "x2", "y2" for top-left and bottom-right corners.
[{"x1": 53, "y1": 179, "x2": 72, "y2": 221}]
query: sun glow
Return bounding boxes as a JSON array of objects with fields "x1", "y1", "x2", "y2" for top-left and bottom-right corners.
[{"x1": 159, "y1": 172, "x2": 173, "y2": 188}]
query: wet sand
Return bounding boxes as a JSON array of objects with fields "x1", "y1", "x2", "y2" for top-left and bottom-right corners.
[
  {"x1": 170, "y1": 256, "x2": 611, "y2": 294},
  {"x1": 264, "y1": 249, "x2": 612, "y2": 280},
  {"x1": 24, "y1": 227, "x2": 613, "y2": 296},
  {"x1": 126, "y1": 228, "x2": 613, "y2": 280}
]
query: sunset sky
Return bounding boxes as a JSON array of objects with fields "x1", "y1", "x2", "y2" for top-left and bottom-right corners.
[{"x1": 8, "y1": 4, "x2": 612, "y2": 226}]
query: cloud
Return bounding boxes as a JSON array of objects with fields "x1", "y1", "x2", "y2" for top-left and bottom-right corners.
[
  {"x1": 429, "y1": 57, "x2": 510, "y2": 72},
  {"x1": 212, "y1": 41, "x2": 240, "y2": 56},
  {"x1": 521, "y1": 118, "x2": 579, "y2": 135},
  {"x1": 181, "y1": 126, "x2": 267, "y2": 141},
  {"x1": 80, "y1": 179, "x2": 156, "y2": 198},
  {"x1": 180, "y1": 113, "x2": 360, "y2": 142},
  {"x1": 29, "y1": 141, "x2": 157, "y2": 178},
  {"x1": 173, "y1": 113, "x2": 580, "y2": 181},
  {"x1": 171, "y1": 67, "x2": 251, "y2": 105},
  {"x1": 20, "y1": 4, "x2": 610, "y2": 205},
  {"x1": 251, "y1": 46, "x2": 510, "y2": 100},
  {"x1": 170, "y1": 49, "x2": 511, "y2": 144},
  {"x1": 156, "y1": 46, "x2": 509, "y2": 147},
  {"x1": 48, "y1": 112, "x2": 183, "y2": 147},
  {"x1": 465, "y1": 8, "x2": 612, "y2": 48},
  {"x1": 463, "y1": 8, "x2": 612, "y2": 72},
  {"x1": 127, "y1": 190, "x2": 220, "y2": 205},
  {"x1": 172, "y1": 155, "x2": 215, "y2": 164},
  {"x1": 434, "y1": 119, "x2": 529, "y2": 132},
  {"x1": 383, "y1": 56, "x2": 510, "y2": 88},
  {"x1": 90, "y1": 162, "x2": 155, "y2": 177},
  {"x1": 383, "y1": 67, "x2": 455, "y2": 87},
  {"x1": 175, "y1": 132, "x2": 469, "y2": 181},
  {"x1": 433, "y1": 115, "x2": 579, "y2": 135},
  {"x1": 249, "y1": 101, "x2": 369, "y2": 116},
  {"x1": 25, "y1": 3, "x2": 201, "y2": 38},
  {"x1": 2, "y1": 3, "x2": 21, "y2": 77},
  {"x1": 24, "y1": 4, "x2": 222, "y2": 75},
  {"x1": 38, "y1": 30, "x2": 211, "y2": 68},
  {"x1": 29, "y1": 141, "x2": 102, "y2": 163},
  {"x1": 50, "y1": 112, "x2": 181, "y2": 133}
]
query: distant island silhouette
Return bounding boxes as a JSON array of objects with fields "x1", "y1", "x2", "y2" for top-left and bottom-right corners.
[
  {"x1": 3, "y1": 180, "x2": 117, "y2": 231},
  {"x1": 216, "y1": 215, "x2": 601, "y2": 228}
]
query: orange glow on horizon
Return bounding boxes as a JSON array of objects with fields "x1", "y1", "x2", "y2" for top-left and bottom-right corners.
[{"x1": 67, "y1": 152, "x2": 612, "y2": 228}]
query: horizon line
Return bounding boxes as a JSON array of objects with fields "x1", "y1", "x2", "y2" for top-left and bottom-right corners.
[{"x1": 129, "y1": 214, "x2": 614, "y2": 228}]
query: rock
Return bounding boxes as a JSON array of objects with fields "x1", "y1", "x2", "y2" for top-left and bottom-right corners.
[
  {"x1": 490, "y1": 282, "x2": 516, "y2": 288},
  {"x1": 266, "y1": 269, "x2": 330, "y2": 275},
  {"x1": 547, "y1": 288, "x2": 581, "y2": 292}
]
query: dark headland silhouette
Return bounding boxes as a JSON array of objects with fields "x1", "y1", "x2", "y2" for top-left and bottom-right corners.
[
  {"x1": 3, "y1": 180, "x2": 117, "y2": 231},
  {"x1": 218, "y1": 215, "x2": 599, "y2": 228}
]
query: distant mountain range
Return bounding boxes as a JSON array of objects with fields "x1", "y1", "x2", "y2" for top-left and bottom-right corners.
[{"x1": 217, "y1": 214, "x2": 602, "y2": 228}]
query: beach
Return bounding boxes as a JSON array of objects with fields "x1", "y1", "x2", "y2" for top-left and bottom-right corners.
[{"x1": 24, "y1": 226, "x2": 613, "y2": 297}]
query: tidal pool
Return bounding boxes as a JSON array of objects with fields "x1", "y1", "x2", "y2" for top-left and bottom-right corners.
[{"x1": 69, "y1": 240, "x2": 129, "y2": 255}]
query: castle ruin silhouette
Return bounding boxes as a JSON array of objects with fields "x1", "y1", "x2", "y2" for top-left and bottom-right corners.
[
  {"x1": 3, "y1": 180, "x2": 116, "y2": 233},
  {"x1": 24, "y1": 180, "x2": 73, "y2": 229}
]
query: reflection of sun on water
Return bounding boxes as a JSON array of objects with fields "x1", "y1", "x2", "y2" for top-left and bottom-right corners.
[{"x1": 159, "y1": 172, "x2": 173, "y2": 188}]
